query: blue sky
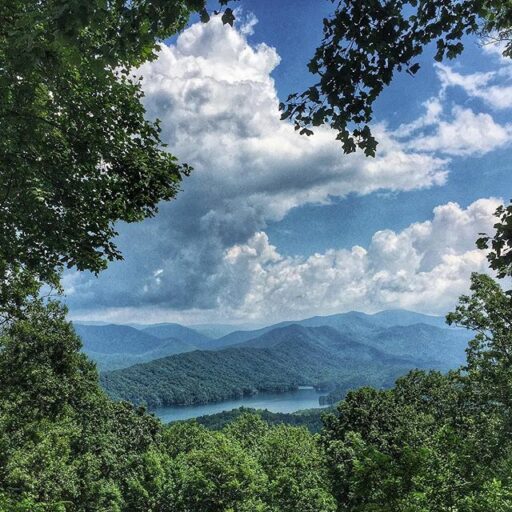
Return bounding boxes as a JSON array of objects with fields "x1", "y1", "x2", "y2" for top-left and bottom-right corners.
[
  {"x1": 236, "y1": 0, "x2": 512, "y2": 255},
  {"x1": 65, "y1": 2, "x2": 512, "y2": 325}
]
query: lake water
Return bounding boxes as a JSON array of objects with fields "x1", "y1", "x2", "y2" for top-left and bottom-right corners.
[{"x1": 152, "y1": 387, "x2": 328, "y2": 423}]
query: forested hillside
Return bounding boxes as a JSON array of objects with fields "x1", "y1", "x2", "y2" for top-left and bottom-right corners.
[
  {"x1": 233, "y1": 320, "x2": 469, "y2": 367},
  {"x1": 101, "y1": 324, "x2": 448, "y2": 407},
  {"x1": 193, "y1": 406, "x2": 330, "y2": 433}
]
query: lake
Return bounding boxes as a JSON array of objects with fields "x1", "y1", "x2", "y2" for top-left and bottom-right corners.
[{"x1": 152, "y1": 387, "x2": 328, "y2": 423}]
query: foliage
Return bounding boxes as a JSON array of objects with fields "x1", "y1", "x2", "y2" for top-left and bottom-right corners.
[
  {"x1": 321, "y1": 272, "x2": 512, "y2": 511},
  {"x1": 477, "y1": 202, "x2": 512, "y2": 278},
  {"x1": 193, "y1": 406, "x2": 331, "y2": 433},
  {"x1": 0, "y1": 300, "x2": 162, "y2": 510},
  {"x1": 282, "y1": 0, "x2": 512, "y2": 156},
  {"x1": 0, "y1": 299, "x2": 336, "y2": 510},
  {"x1": 0, "y1": 0, "x2": 235, "y2": 320}
]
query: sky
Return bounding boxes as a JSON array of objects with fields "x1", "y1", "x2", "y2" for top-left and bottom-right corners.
[{"x1": 66, "y1": 1, "x2": 512, "y2": 326}]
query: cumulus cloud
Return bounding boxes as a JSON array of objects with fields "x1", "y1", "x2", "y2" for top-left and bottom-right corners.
[
  {"x1": 210, "y1": 198, "x2": 501, "y2": 322},
  {"x1": 65, "y1": 17, "x2": 509, "y2": 323},
  {"x1": 395, "y1": 50, "x2": 512, "y2": 156},
  {"x1": 395, "y1": 88, "x2": 512, "y2": 157},
  {"x1": 71, "y1": 198, "x2": 501, "y2": 324},
  {"x1": 410, "y1": 106, "x2": 512, "y2": 156}
]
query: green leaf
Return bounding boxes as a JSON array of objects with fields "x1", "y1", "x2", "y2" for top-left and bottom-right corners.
[{"x1": 221, "y1": 8, "x2": 235, "y2": 26}]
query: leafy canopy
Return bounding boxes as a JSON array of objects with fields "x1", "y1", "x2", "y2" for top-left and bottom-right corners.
[
  {"x1": 281, "y1": 0, "x2": 512, "y2": 156},
  {"x1": 0, "y1": 0, "x2": 235, "y2": 319},
  {"x1": 321, "y1": 273, "x2": 512, "y2": 511}
]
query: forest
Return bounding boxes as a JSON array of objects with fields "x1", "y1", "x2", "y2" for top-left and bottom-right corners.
[
  {"x1": 2, "y1": 273, "x2": 512, "y2": 510},
  {"x1": 100, "y1": 323, "x2": 467, "y2": 407},
  {"x1": 2, "y1": 0, "x2": 512, "y2": 510},
  {"x1": 192, "y1": 406, "x2": 330, "y2": 433}
]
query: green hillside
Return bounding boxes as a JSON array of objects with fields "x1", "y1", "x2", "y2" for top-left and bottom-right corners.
[
  {"x1": 193, "y1": 406, "x2": 332, "y2": 433},
  {"x1": 101, "y1": 325, "x2": 426, "y2": 407}
]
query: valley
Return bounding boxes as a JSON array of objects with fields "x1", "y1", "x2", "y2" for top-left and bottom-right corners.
[{"x1": 74, "y1": 309, "x2": 472, "y2": 415}]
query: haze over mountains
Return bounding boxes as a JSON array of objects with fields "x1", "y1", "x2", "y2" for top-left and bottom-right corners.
[
  {"x1": 209, "y1": 309, "x2": 450, "y2": 349},
  {"x1": 73, "y1": 309, "x2": 472, "y2": 407},
  {"x1": 73, "y1": 324, "x2": 198, "y2": 371},
  {"x1": 73, "y1": 309, "x2": 456, "y2": 369}
]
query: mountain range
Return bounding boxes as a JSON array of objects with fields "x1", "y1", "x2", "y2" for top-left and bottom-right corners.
[
  {"x1": 73, "y1": 323, "x2": 201, "y2": 371},
  {"x1": 74, "y1": 310, "x2": 459, "y2": 371},
  {"x1": 208, "y1": 309, "x2": 449, "y2": 348},
  {"x1": 96, "y1": 311, "x2": 472, "y2": 408}
]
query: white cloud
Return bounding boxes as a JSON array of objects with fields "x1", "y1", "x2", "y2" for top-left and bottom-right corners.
[
  {"x1": 394, "y1": 97, "x2": 443, "y2": 138},
  {"x1": 210, "y1": 198, "x2": 501, "y2": 322},
  {"x1": 395, "y1": 72, "x2": 512, "y2": 157},
  {"x1": 66, "y1": 17, "x2": 509, "y2": 323},
  {"x1": 139, "y1": 15, "x2": 449, "y2": 219},
  {"x1": 70, "y1": 198, "x2": 501, "y2": 324},
  {"x1": 436, "y1": 60, "x2": 512, "y2": 110},
  {"x1": 411, "y1": 106, "x2": 512, "y2": 156}
]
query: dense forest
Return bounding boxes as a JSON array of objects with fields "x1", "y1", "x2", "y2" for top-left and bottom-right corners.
[
  {"x1": 100, "y1": 323, "x2": 469, "y2": 407},
  {"x1": 192, "y1": 406, "x2": 330, "y2": 433},
  {"x1": 0, "y1": 302, "x2": 336, "y2": 510},
  {"x1": 101, "y1": 324, "x2": 437, "y2": 407},
  {"x1": 2, "y1": 0, "x2": 512, "y2": 510},
  {"x1": 2, "y1": 274, "x2": 512, "y2": 509}
]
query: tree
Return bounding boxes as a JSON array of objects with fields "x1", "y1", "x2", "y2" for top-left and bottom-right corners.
[
  {"x1": 282, "y1": 0, "x2": 512, "y2": 156},
  {"x1": 320, "y1": 273, "x2": 512, "y2": 511},
  {"x1": 447, "y1": 273, "x2": 512, "y2": 418},
  {"x1": 0, "y1": 0, "x2": 235, "y2": 319},
  {"x1": 256, "y1": 422, "x2": 336, "y2": 512},
  {"x1": 477, "y1": 203, "x2": 512, "y2": 279},
  {"x1": 173, "y1": 432, "x2": 267, "y2": 512}
]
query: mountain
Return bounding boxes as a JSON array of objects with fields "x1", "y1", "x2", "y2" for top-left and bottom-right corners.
[
  {"x1": 357, "y1": 323, "x2": 469, "y2": 368},
  {"x1": 140, "y1": 323, "x2": 211, "y2": 346},
  {"x1": 193, "y1": 406, "x2": 331, "y2": 433},
  {"x1": 209, "y1": 309, "x2": 451, "y2": 349},
  {"x1": 74, "y1": 324, "x2": 166, "y2": 354},
  {"x1": 234, "y1": 319, "x2": 469, "y2": 367},
  {"x1": 190, "y1": 323, "x2": 262, "y2": 339},
  {"x1": 73, "y1": 324, "x2": 198, "y2": 371},
  {"x1": 75, "y1": 310, "x2": 469, "y2": 374},
  {"x1": 368, "y1": 309, "x2": 448, "y2": 329},
  {"x1": 100, "y1": 325, "x2": 425, "y2": 408}
]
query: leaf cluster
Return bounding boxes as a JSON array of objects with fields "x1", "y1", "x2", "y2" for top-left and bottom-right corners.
[
  {"x1": 281, "y1": 0, "x2": 512, "y2": 156},
  {"x1": 0, "y1": 0, "x2": 235, "y2": 320}
]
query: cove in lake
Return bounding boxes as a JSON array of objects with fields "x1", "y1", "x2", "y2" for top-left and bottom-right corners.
[{"x1": 152, "y1": 387, "x2": 328, "y2": 423}]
